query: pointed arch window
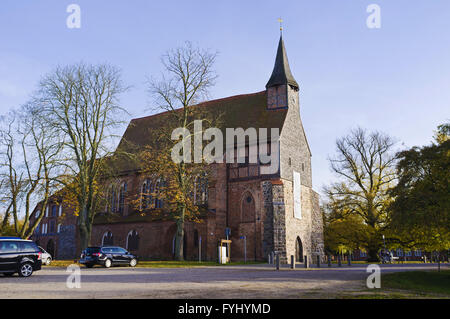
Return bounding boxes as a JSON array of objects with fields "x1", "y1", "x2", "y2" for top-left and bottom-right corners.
[
  {"x1": 108, "y1": 185, "x2": 117, "y2": 213},
  {"x1": 194, "y1": 174, "x2": 208, "y2": 205},
  {"x1": 154, "y1": 179, "x2": 163, "y2": 208},
  {"x1": 141, "y1": 178, "x2": 164, "y2": 210},
  {"x1": 127, "y1": 230, "x2": 140, "y2": 251},
  {"x1": 141, "y1": 179, "x2": 153, "y2": 210},
  {"x1": 102, "y1": 231, "x2": 114, "y2": 246},
  {"x1": 118, "y1": 182, "x2": 127, "y2": 215}
]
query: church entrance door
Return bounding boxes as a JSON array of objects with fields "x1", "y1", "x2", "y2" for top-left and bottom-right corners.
[{"x1": 295, "y1": 237, "x2": 303, "y2": 263}]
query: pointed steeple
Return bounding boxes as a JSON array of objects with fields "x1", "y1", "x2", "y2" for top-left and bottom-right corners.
[{"x1": 265, "y1": 36, "x2": 299, "y2": 89}]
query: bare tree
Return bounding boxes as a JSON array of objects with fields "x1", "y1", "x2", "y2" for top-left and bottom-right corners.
[
  {"x1": 147, "y1": 41, "x2": 218, "y2": 260},
  {"x1": 36, "y1": 63, "x2": 128, "y2": 250},
  {"x1": 0, "y1": 105, "x2": 61, "y2": 238},
  {"x1": 324, "y1": 127, "x2": 397, "y2": 261}
]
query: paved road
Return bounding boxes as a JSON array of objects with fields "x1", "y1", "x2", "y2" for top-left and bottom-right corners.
[{"x1": 0, "y1": 263, "x2": 446, "y2": 298}]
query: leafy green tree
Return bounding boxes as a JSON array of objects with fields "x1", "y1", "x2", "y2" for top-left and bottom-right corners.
[
  {"x1": 389, "y1": 123, "x2": 450, "y2": 269},
  {"x1": 323, "y1": 203, "x2": 372, "y2": 256},
  {"x1": 324, "y1": 128, "x2": 397, "y2": 261}
]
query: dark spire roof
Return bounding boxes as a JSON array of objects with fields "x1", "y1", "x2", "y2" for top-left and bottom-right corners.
[{"x1": 265, "y1": 36, "x2": 299, "y2": 89}]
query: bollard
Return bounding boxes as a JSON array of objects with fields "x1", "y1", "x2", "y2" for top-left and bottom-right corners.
[
  {"x1": 304, "y1": 255, "x2": 309, "y2": 269},
  {"x1": 337, "y1": 254, "x2": 342, "y2": 267},
  {"x1": 327, "y1": 254, "x2": 332, "y2": 267},
  {"x1": 347, "y1": 253, "x2": 352, "y2": 266},
  {"x1": 316, "y1": 255, "x2": 321, "y2": 268},
  {"x1": 290, "y1": 255, "x2": 295, "y2": 269},
  {"x1": 271, "y1": 251, "x2": 275, "y2": 264},
  {"x1": 268, "y1": 253, "x2": 272, "y2": 264},
  {"x1": 276, "y1": 253, "x2": 280, "y2": 271}
]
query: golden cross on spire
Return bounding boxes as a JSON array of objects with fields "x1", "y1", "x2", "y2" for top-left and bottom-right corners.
[{"x1": 277, "y1": 17, "x2": 283, "y2": 34}]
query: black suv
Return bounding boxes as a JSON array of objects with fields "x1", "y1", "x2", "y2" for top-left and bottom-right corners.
[
  {"x1": 79, "y1": 246, "x2": 138, "y2": 268},
  {"x1": 0, "y1": 237, "x2": 42, "y2": 277}
]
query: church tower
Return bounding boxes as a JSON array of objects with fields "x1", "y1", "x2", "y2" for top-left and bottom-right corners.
[
  {"x1": 266, "y1": 36, "x2": 299, "y2": 110},
  {"x1": 262, "y1": 34, "x2": 323, "y2": 264}
]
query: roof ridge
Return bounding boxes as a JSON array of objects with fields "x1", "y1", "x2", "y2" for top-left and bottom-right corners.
[{"x1": 131, "y1": 90, "x2": 266, "y2": 122}]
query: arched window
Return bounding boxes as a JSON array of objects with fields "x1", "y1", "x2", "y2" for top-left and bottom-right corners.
[
  {"x1": 154, "y1": 179, "x2": 163, "y2": 208},
  {"x1": 141, "y1": 178, "x2": 164, "y2": 210},
  {"x1": 141, "y1": 179, "x2": 152, "y2": 210},
  {"x1": 102, "y1": 231, "x2": 114, "y2": 246},
  {"x1": 108, "y1": 185, "x2": 117, "y2": 213},
  {"x1": 118, "y1": 182, "x2": 127, "y2": 215},
  {"x1": 194, "y1": 174, "x2": 208, "y2": 205},
  {"x1": 127, "y1": 230, "x2": 140, "y2": 251},
  {"x1": 51, "y1": 205, "x2": 57, "y2": 217}
]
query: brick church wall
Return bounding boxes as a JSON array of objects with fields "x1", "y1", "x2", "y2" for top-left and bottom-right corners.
[
  {"x1": 227, "y1": 180, "x2": 263, "y2": 261},
  {"x1": 91, "y1": 220, "x2": 211, "y2": 261}
]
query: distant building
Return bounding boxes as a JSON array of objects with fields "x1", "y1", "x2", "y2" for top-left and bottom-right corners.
[{"x1": 30, "y1": 198, "x2": 78, "y2": 260}]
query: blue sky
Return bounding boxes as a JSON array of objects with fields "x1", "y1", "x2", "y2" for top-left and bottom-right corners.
[{"x1": 1, "y1": 0, "x2": 449, "y2": 192}]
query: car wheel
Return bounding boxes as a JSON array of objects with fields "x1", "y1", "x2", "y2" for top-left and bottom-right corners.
[
  {"x1": 3, "y1": 273, "x2": 14, "y2": 277},
  {"x1": 129, "y1": 258, "x2": 137, "y2": 267},
  {"x1": 104, "y1": 259, "x2": 112, "y2": 268},
  {"x1": 45, "y1": 258, "x2": 52, "y2": 266},
  {"x1": 18, "y1": 263, "x2": 34, "y2": 277}
]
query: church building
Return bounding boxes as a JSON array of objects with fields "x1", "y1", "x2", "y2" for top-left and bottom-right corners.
[{"x1": 31, "y1": 36, "x2": 324, "y2": 264}]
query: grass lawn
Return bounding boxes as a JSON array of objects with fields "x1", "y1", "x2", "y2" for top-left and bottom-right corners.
[
  {"x1": 381, "y1": 270, "x2": 450, "y2": 296},
  {"x1": 47, "y1": 260, "x2": 264, "y2": 268}
]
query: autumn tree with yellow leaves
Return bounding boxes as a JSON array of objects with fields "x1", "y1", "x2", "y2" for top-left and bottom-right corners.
[{"x1": 323, "y1": 127, "x2": 397, "y2": 262}]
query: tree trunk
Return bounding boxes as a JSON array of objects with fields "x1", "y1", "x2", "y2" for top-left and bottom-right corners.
[
  {"x1": 174, "y1": 206, "x2": 186, "y2": 261},
  {"x1": 367, "y1": 239, "x2": 381, "y2": 262},
  {"x1": 437, "y1": 251, "x2": 441, "y2": 272},
  {"x1": 79, "y1": 227, "x2": 90, "y2": 252},
  {"x1": 78, "y1": 207, "x2": 91, "y2": 251}
]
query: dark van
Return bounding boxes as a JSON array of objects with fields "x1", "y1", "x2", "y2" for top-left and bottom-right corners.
[{"x1": 0, "y1": 238, "x2": 42, "y2": 277}]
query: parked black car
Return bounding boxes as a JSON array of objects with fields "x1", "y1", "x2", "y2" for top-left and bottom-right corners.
[
  {"x1": 79, "y1": 246, "x2": 138, "y2": 268},
  {"x1": 0, "y1": 237, "x2": 42, "y2": 277}
]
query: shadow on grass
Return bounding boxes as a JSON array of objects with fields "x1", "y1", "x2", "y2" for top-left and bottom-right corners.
[{"x1": 381, "y1": 270, "x2": 450, "y2": 296}]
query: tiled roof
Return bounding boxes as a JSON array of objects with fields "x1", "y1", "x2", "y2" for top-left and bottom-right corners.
[{"x1": 113, "y1": 90, "x2": 287, "y2": 172}]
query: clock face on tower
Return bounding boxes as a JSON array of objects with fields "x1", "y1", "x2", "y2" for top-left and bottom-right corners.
[{"x1": 267, "y1": 85, "x2": 287, "y2": 109}]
